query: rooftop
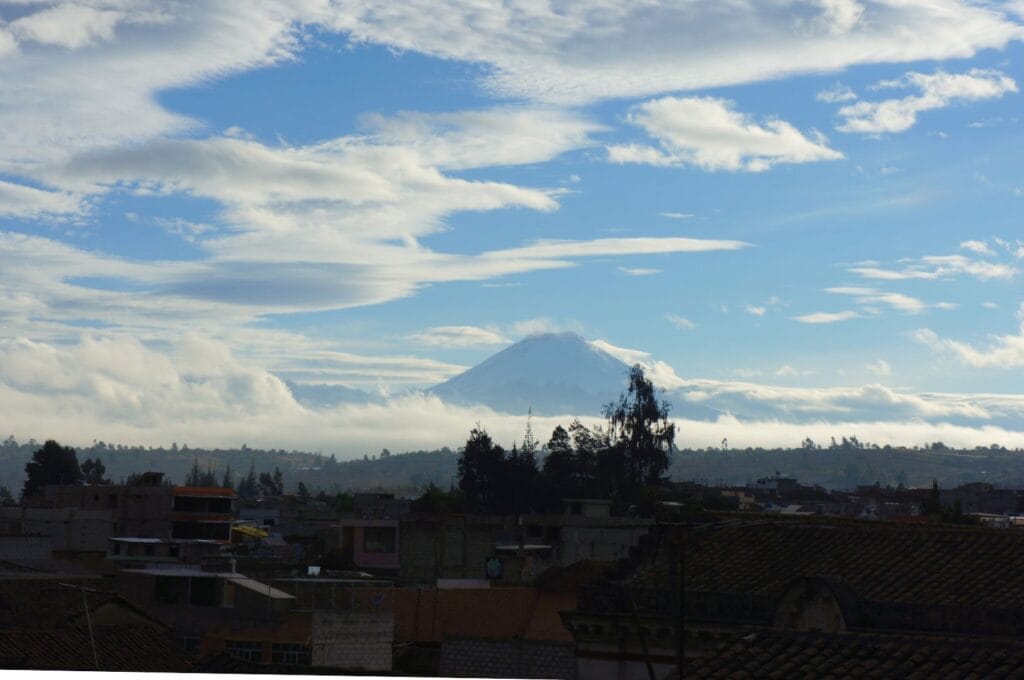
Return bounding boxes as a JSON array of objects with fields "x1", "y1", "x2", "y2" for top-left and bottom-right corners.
[
  {"x1": 685, "y1": 630, "x2": 1024, "y2": 679},
  {"x1": 685, "y1": 517, "x2": 1024, "y2": 610}
]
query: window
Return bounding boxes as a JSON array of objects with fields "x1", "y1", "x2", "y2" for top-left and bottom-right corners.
[
  {"x1": 271, "y1": 643, "x2": 310, "y2": 666},
  {"x1": 363, "y1": 526, "x2": 396, "y2": 553},
  {"x1": 188, "y1": 577, "x2": 218, "y2": 606},
  {"x1": 225, "y1": 640, "x2": 262, "y2": 663}
]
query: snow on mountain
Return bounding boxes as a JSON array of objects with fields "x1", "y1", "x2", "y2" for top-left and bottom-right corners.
[{"x1": 428, "y1": 332, "x2": 633, "y2": 416}]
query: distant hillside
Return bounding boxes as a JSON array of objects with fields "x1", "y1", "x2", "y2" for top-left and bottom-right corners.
[
  {"x1": 0, "y1": 438, "x2": 457, "y2": 496},
  {"x1": 674, "y1": 444, "x2": 1024, "y2": 490}
]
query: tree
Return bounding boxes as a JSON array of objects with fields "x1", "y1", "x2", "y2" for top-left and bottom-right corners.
[
  {"x1": 411, "y1": 483, "x2": 462, "y2": 515},
  {"x1": 457, "y1": 426, "x2": 507, "y2": 514},
  {"x1": 921, "y1": 479, "x2": 942, "y2": 516},
  {"x1": 81, "y1": 457, "x2": 111, "y2": 485},
  {"x1": 297, "y1": 481, "x2": 310, "y2": 502},
  {"x1": 185, "y1": 457, "x2": 202, "y2": 486},
  {"x1": 221, "y1": 464, "x2": 234, "y2": 490},
  {"x1": 273, "y1": 467, "x2": 284, "y2": 495},
  {"x1": 604, "y1": 364, "x2": 676, "y2": 493},
  {"x1": 198, "y1": 463, "x2": 217, "y2": 488},
  {"x1": 541, "y1": 425, "x2": 577, "y2": 509},
  {"x1": 237, "y1": 459, "x2": 258, "y2": 498},
  {"x1": 23, "y1": 440, "x2": 83, "y2": 498}
]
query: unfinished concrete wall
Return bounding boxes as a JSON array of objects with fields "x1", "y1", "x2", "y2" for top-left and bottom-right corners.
[
  {"x1": 311, "y1": 611, "x2": 393, "y2": 672},
  {"x1": 440, "y1": 637, "x2": 576, "y2": 679}
]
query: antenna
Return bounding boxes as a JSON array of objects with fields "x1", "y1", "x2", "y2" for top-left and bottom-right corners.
[{"x1": 59, "y1": 582, "x2": 100, "y2": 670}]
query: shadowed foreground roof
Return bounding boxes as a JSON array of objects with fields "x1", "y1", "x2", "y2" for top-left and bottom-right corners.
[
  {"x1": 684, "y1": 630, "x2": 1024, "y2": 679},
  {"x1": 685, "y1": 519, "x2": 1024, "y2": 609},
  {"x1": 0, "y1": 626, "x2": 190, "y2": 672},
  {"x1": 0, "y1": 579, "x2": 133, "y2": 629}
]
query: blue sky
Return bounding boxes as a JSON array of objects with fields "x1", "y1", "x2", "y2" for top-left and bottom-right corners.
[{"x1": 1, "y1": 1, "x2": 1023, "y2": 454}]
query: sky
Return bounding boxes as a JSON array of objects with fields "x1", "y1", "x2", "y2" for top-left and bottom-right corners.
[{"x1": 1, "y1": 1, "x2": 1024, "y2": 455}]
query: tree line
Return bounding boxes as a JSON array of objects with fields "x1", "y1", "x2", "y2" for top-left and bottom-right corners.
[{"x1": 456, "y1": 365, "x2": 676, "y2": 514}]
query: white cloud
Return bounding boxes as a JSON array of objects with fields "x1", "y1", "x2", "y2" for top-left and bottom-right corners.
[
  {"x1": 676, "y1": 414, "x2": 1024, "y2": 451},
  {"x1": 327, "y1": 1, "x2": 1024, "y2": 105},
  {"x1": 915, "y1": 305, "x2": 1024, "y2": 368},
  {"x1": 746, "y1": 305, "x2": 766, "y2": 317},
  {"x1": 792, "y1": 310, "x2": 861, "y2": 324},
  {"x1": 961, "y1": 239, "x2": 996, "y2": 256},
  {"x1": 817, "y1": 82, "x2": 857, "y2": 103},
  {"x1": 849, "y1": 253, "x2": 1017, "y2": 282},
  {"x1": 775, "y1": 365, "x2": 815, "y2": 377},
  {"x1": 665, "y1": 314, "x2": 695, "y2": 331},
  {"x1": 837, "y1": 69, "x2": 1018, "y2": 134},
  {"x1": 659, "y1": 212, "x2": 694, "y2": 220},
  {"x1": 2, "y1": 333, "x2": 1023, "y2": 453},
  {"x1": 866, "y1": 359, "x2": 892, "y2": 376},
  {"x1": 0, "y1": 180, "x2": 82, "y2": 218},
  {"x1": 358, "y1": 107, "x2": 604, "y2": 171},
  {"x1": 510, "y1": 317, "x2": 584, "y2": 338},
  {"x1": 608, "y1": 96, "x2": 842, "y2": 172},
  {"x1": 588, "y1": 339, "x2": 685, "y2": 391},
  {"x1": 826, "y1": 286, "x2": 930, "y2": 314},
  {"x1": 673, "y1": 376, "x2": 1008, "y2": 423},
  {"x1": 618, "y1": 267, "x2": 660, "y2": 276},
  {"x1": 0, "y1": 3, "x2": 307, "y2": 172},
  {"x1": 9, "y1": 4, "x2": 126, "y2": 49},
  {"x1": 407, "y1": 325, "x2": 510, "y2": 348}
]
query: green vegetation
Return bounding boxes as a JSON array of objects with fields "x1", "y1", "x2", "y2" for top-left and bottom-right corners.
[{"x1": 458, "y1": 365, "x2": 676, "y2": 513}]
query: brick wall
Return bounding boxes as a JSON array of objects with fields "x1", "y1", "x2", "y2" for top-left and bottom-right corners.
[{"x1": 440, "y1": 637, "x2": 576, "y2": 679}]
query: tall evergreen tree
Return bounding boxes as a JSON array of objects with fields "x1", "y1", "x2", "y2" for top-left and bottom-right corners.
[{"x1": 457, "y1": 426, "x2": 507, "y2": 514}]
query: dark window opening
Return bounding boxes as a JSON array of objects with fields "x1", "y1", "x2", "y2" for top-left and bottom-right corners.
[
  {"x1": 271, "y1": 643, "x2": 310, "y2": 666},
  {"x1": 363, "y1": 526, "x2": 397, "y2": 553},
  {"x1": 188, "y1": 577, "x2": 218, "y2": 606},
  {"x1": 225, "y1": 640, "x2": 262, "y2": 663}
]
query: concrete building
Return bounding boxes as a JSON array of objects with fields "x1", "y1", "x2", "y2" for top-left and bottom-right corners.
[
  {"x1": 116, "y1": 566, "x2": 394, "y2": 673},
  {"x1": 338, "y1": 518, "x2": 400, "y2": 572},
  {"x1": 399, "y1": 514, "x2": 510, "y2": 584}
]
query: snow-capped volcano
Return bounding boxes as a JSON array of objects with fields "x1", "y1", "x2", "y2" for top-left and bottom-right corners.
[{"x1": 428, "y1": 332, "x2": 632, "y2": 416}]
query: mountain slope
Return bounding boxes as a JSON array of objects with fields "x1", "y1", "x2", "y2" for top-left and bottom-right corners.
[{"x1": 429, "y1": 332, "x2": 632, "y2": 415}]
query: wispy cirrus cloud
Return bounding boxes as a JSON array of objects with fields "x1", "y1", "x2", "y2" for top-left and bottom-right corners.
[
  {"x1": 825, "y1": 286, "x2": 935, "y2": 314},
  {"x1": 618, "y1": 267, "x2": 661, "y2": 276},
  {"x1": 665, "y1": 314, "x2": 696, "y2": 331},
  {"x1": 848, "y1": 252, "x2": 1017, "y2": 282},
  {"x1": 792, "y1": 310, "x2": 862, "y2": 324},
  {"x1": 407, "y1": 325, "x2": 510, "y2": 348}
]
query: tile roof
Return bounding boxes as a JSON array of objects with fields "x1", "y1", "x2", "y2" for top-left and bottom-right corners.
[
  {"x1": 684, "y1": 630, "x2": 1024, "y2": 679},
  {"x1": 0, "y1": 579, "x2": 127, "y2": 629},
  {"x1": 685, "y1": 519, "x2": 1024, "y2": 610},
  {"x1": 0, "y1": 625, "x2": 190, "y2": 672}
]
